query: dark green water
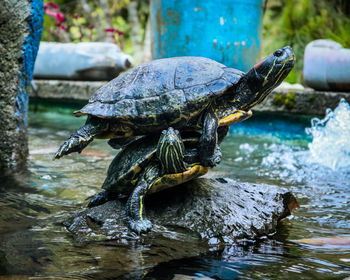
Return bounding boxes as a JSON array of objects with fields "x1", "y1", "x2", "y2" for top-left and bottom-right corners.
[{"x1": 0, "y1": 111, "x2": 349, "y2": 279}]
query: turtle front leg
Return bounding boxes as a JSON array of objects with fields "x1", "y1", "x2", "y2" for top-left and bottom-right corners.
[
  {"x1": 199, "y1": 107, "x2": 253, "y2": 167},
  {"x1": 54, "y1": 117, "x2": 108, "y2": 159},
  {"x1": 216, "y1": 109, "x2": 253, "y2": 144},
  {"x1": 218, "y1": 109, "x2": 252, "y2": 126},
  {"x1": 217, "y1": 125, "x2": 229, "y2": 144},
  {"x1": 125, "y1": 179, "x2": 153, "y2": 234},
  {"x1": 199, "y1": 106, "x2": 221, "y2": 167},
  {"x1": 88, "y1": 190, "x2": 117, "y2": 208}
]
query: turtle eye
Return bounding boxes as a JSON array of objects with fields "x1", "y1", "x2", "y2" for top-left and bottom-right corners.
[{"x1": 274, "y1": 49, "x2": 283, "y2": 57}]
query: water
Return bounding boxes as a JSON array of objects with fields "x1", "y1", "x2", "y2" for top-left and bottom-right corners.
[
  {"x1": 306, "y1": 98, "x2": 350, "y2": 170},
  {"x1": 0, "y1": 107, "x2": 349, "y2": 279}
]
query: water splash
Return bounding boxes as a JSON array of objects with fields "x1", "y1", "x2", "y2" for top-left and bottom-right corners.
[{"x1": 306, "y1": 98, "x2": 350, "y2": 170}]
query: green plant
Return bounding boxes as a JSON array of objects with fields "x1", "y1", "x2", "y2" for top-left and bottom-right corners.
[
  {"x1": 42, "y1": 1, "x2": 127, "y2": 49},
  {"x1": 41, "y1": 0, "x2": 150, "y2": 56},
  {"x1": 272, "y1": 92, "x2": 296, "y2": 109},
  {"x1": 262, "y1": 0, "x2": 350, "y2": 83}
]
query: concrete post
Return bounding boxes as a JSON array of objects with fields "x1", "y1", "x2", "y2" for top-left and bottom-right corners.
[{"x1": 0, "y1": 0, "x2": 43, "y2": 175}]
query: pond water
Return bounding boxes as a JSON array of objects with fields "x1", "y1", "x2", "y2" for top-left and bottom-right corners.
[{"x1": 0, "y1": 104, "x2": 349, "y2": 279}]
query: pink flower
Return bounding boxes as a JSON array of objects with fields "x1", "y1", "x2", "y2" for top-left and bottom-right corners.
[
  {"x1": 44, "y1": 2, "x2": 65, "y2": 25},
  {"x1": 105, "y1": 28, "x2": 124, "y2": 36},
  {"x1": 44, "y1": 2, "x2": 59, "y2": 11},
  {"x1": 56, "y1": 12, "x2": 64, "y2": 23},
  {"x1": 56, "y1": 23, "x2": 68, "y2": 30},
  {"x1": 45, "y1": 9, "x2": 56, "y2": 17},
  {"x1": 59, "y1": 24, "x2": 68, "y2": 31}
]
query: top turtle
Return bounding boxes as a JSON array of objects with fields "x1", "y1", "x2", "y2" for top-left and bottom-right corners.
[{"x1": 55, "y1": 46, "x2": 294, "y2": 167}]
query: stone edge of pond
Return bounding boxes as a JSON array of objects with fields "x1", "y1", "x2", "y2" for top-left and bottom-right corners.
[{"x1": 29, "y1": 79, "x2": 350, "y2": 116}]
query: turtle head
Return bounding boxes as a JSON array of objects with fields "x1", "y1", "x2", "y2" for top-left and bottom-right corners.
[
  {"x1": 242, "y1": 46, "x2": 295, "y2": 110},
  {"x1": 156, "y1": 127, "x2": 187, "y2": 174}
]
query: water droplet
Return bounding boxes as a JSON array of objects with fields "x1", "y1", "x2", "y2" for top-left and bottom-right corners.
[{"x1": 41, "y1": 174, "x2": 52, "y2": 180}]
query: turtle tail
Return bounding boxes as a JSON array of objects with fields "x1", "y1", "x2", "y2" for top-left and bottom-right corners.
[{"x1": 54, "y1": 117, "x2": 108, "y2": 160}]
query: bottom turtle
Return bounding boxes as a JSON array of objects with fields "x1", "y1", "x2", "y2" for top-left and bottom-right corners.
[{"x1": 89, "y1": 126, "x2": 229, "y2": 233}]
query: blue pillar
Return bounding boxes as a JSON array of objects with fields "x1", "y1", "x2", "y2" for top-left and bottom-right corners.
[
  {"x1": 17, "y1": 0, "x2": 44, "y2": 129},
  {"x1": 150, "y1": 0, "x2": 263, "y2": 71},
  {"x1": 0, "y1": 0, "x2": 43, "y2": 174}
]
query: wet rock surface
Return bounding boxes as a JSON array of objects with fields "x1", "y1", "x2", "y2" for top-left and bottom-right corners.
[
  {"x1": 66, "y1": 178, "x2": 298, "y2": 245},
  {"x1": 60, "y1": 178, "x2": 298, "y2": 278}
]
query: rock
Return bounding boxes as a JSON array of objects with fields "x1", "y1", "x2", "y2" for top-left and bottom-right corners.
[
  {"x1": 255, "y1": 89, "x2": 350, "y2": 115},
  {"x1": 276, "y1": 82, "x2": 305, "y2": 91},
  {"x1": 59, "y1": 178, "x2": 298, "y2": 278},
  {"x1": 30, "y1": 80, "x2": 106, "y2": 101},
  {"x1": 65, "y1": 178, "x2": 298, "y2": 245}
]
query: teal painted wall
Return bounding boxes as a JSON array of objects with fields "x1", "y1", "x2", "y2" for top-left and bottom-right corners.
[{"x1": 150, "y1": 0, "x2": 263, "y2": 71}]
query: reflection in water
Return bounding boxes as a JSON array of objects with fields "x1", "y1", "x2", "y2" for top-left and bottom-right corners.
[{"x1": 0, "y1": 110, "x2": 349, "y2": 279}]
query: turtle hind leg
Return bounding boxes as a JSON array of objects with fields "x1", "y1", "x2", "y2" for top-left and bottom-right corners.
[
  {"x1": 54, "y1": 117, "x2": 108, "y2": 159},
  {"x1": 127, "y1": 217, "x2": 152, "y2": 235},
  {"x1": 125, "y1": 164, "x2": 159, "y2": 234},
  {"x1": 125, "y1": 181, "x2": 152, "y2": 234}
]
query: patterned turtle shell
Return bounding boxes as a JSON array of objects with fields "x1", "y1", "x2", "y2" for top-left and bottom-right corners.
[{"x1": 74, "y1": 57, "x2": 244, "y2": 120}]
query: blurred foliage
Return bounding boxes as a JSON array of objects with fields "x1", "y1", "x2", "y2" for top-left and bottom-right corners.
[
  {"x1": 42, "y1": 0, "x2": 150, "y2": 55},
  {"x1": 262, "y1": 0, "x2": 350, "y2": 83},
  {"x1": 42, "y1": 0, "x2": 350, "y2": 83}
]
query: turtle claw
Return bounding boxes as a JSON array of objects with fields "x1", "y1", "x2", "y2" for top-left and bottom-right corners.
[
  {"x1": 127, "y1": 218, "x2": 152, "y2": 234},
  {"x1": 54, "y1": 140, "x2": 72, "y2": 159},
  {"x1": 129, "y1": 219, "x2": 152, "y2": 234},
  {"x1": 54, "y1": 136, "x2": 92, "y2": 159}
]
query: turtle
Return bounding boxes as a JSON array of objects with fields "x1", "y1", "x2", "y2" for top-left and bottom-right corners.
[
  {"x1": 88, "y1": 126, "x2": 229, "y2": 233},
  {"x1": 54, "y1": 46, "x2": 295, "y2": 167}
]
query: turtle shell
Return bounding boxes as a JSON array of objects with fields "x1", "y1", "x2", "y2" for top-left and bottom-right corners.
[
  {"x1": 74, "y1": 57, "x2": 243, "y2": 119},
  {"x1": 101, "y1": 131, "x2": 202, "y2": 195},
  {"x1": 102, "y1": 135, "x2": 158, "y2": 194}
]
